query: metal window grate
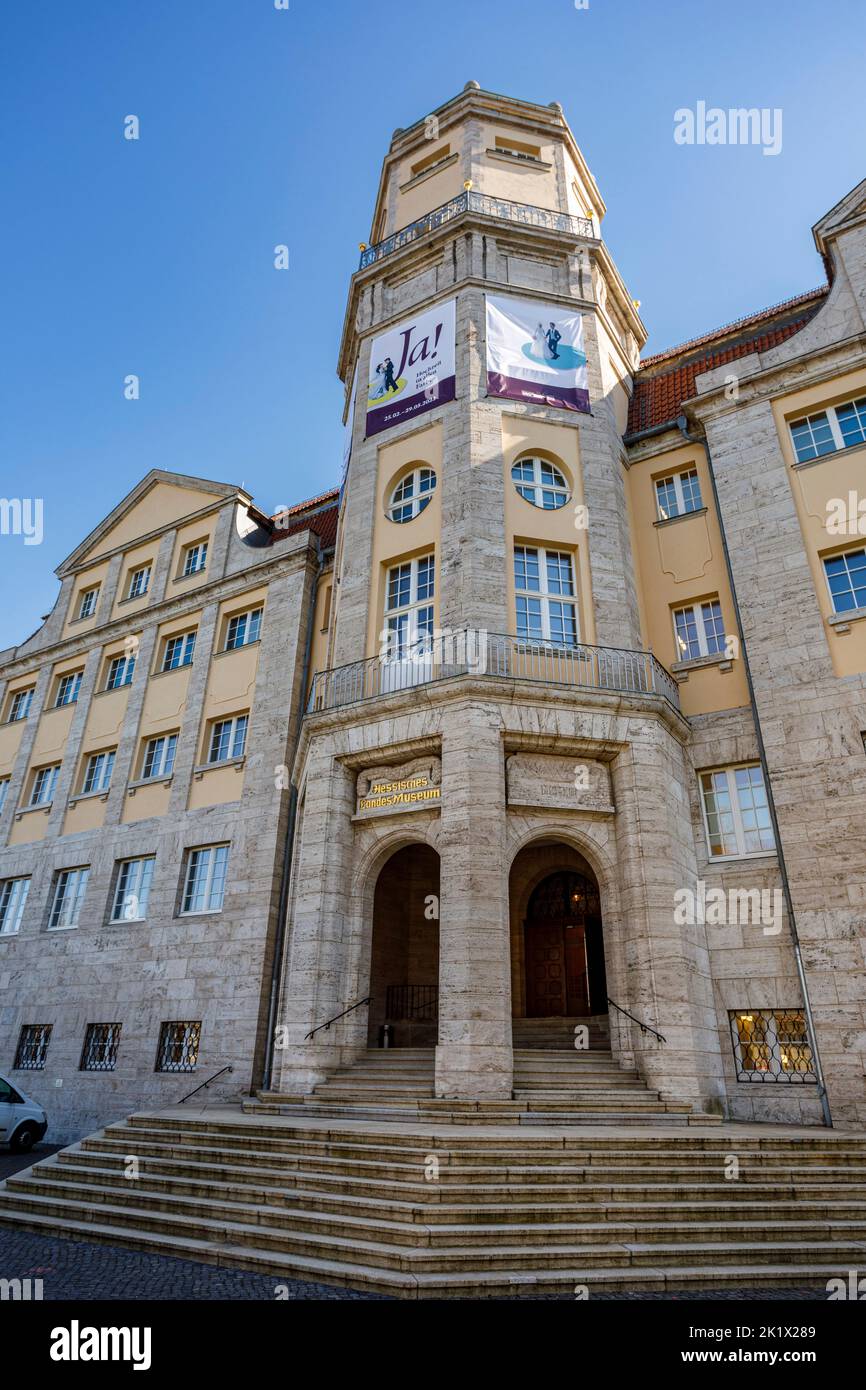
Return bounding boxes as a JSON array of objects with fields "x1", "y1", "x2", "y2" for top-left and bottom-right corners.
[
  {"x1": 156, "y1": 1020, "x2": 201, "y2": 1073},
  {"x1": 80, "y1": 1022, "x2": 122, "y2": 1072},
  {"x1": 729, "y1": 1010, "x2": 817, "y2": 1083},
  {"x1": 14, "y1": 1023, "x2": 52, "y2": 1070}
]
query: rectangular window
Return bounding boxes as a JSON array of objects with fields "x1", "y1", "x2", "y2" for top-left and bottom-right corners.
[
  {"x1": 182, "y1": 542, "x2": 208, "y2": 577},
  {"x1": 700, "y1": 765, "x2": 775, "y2": 858},
  {"x1": 181, "y1": 844, "x2": 229, "y2": 914},
  {"x1": 156, "y1": 1020, "x2": 201, "y2": 1073},
  {"x1": 384, "y1": 554, "x2": 435, "y2": 660},
  {"x1": 112, "y1": 856, "x2": 155, "y2": 922},
  {"x1": 673, "y1": 599, "x2": 725, "y2": 660},
  {"x1": 0, "y1": 877, "x2": 30, "y2": 936},
  {"x1": 49, "y1": 866, "x2": 89, "y2": 929},
  {"x1": 30, "y1": 764, "x2": 60, "y2": 807},
  {"x1": 80, "y1": 1022, "x2": 122, "y2": 1072},
  {"x1": 8, "y1": 688, "x2": 34, "y2": 722},
  {"x1": 54, "y1": 671, "x2": 83, "y2": 707},
  {"x1": 225, "y1": 608, "x2": 262, "y2": 651},
  {"x1": 208, "y1": 715, "x2": 248, "y2": 763},
  {"x1": 823, "y1": 547, "x2": 866, "y2": 614},
  {"x1": 142, "y1": 733, "x2": 178, "y2": 780},
  {"x1": 127, "y1": 566, "x2": 151, "y2": 599},
  {"x1": 789, "y1": 395, "x2": 866, "y2": 463},
  {"x1": 730, "y1": 1010, "x2": 816, "y2": 1083},
  {"x1": 82, "y1": 749, "x2": 115, "y2": 795},
  {"x1": 0, "y1": 777, "x2": 9, "y2": 813},
  {"x1": 78, "y1": 586, "x2": 100, "y2": 619},
  {"x1": 161, "y1": 631, "x2": 196, "y2": 671},
  {"x1": 514, "y1": 545, "x2": 579, "y2": 645},
  {"x1": 655, "y1": 469, "x2": 703, "y2": 520},
  {"x1": 14, "y1": 1024, "x2": 52, "y2": 1070},
  {"x1": 106, "y1": 654, "x2": 136, "y2": 690}
]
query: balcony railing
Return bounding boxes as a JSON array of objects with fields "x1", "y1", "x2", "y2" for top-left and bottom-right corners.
[
  {"x1": 360, "y1": 192, "x2": 594, "y2": 269},
  {"x1": 307, "y1": 630, "x2": 680, "y2": 714}
]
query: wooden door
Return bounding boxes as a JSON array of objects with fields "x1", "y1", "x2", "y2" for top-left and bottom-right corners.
[{"x1": 525, "y1": 921, "x2": 567, "y2": 1016}]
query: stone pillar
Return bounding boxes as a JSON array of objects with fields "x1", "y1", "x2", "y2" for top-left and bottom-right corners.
[{"x1": 435, "y1": 700, "x2": 512, "y2": 1098}]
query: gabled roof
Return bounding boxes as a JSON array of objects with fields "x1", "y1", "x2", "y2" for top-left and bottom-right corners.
[{"x1": 813, "y1": 176, "x2": 866, "y2": 256}]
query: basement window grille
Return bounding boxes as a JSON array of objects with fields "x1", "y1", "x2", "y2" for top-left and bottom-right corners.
[
  {"x1": 156, "y1": 1020, "x2": 201, "y2": 1073},
  {"x1": 14, "y1": 1023, "x2": 52, "y2": 1070},
  {"x1": 729, "y1": 1010, "x2": 817, "y2": 1083},
  {"x1": 80, "y1": 1022, "x2": 122, "y2": 1072}
]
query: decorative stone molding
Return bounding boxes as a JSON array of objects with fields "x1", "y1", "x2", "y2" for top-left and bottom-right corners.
[
  {"x1": 355, "y1": 756, "x2": 442, "y2": 817},
  {"x1": 505, "y1": 752, "x2": 614, "y2": 815}
]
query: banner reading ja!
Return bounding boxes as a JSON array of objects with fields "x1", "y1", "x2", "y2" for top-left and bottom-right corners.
[
  {"x1": 365, "y1": 299, "x2": 456, "y2": 437},
  {"x1": 485, "y1": 293, "x2": 590, "y2": 413}
]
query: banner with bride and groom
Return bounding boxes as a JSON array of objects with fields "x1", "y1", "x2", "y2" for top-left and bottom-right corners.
[
  {"x1": 365, "y1": 299, "x2": 457, "y2": 437},
  {"x1": 485, "y1": 293, "x2": 590, "y2": 413}
]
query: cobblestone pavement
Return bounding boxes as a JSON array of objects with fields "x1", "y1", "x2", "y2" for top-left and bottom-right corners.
[{"x1": 0, "y1": 1227, "x2": 831, "y2": 1300}]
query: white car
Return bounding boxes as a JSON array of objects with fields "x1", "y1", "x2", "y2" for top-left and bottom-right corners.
[{"x1": 0, "y1": 1071, "x2": 48, "y2": 1153}]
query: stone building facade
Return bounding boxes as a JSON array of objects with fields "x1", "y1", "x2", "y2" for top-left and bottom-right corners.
[{"x1": 3, "y1": 83, "x2": 866, "y2": 1140}]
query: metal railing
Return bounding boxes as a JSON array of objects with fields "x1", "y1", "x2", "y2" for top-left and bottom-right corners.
[
  {"x1": 177, "y1": 1065, "x2": 234, "y2": 1104},
  {"x1": 305, "y1": 996, "x2": 371, "y2": 1041},
  {"x1": 307, "y1": 630, "x2": 680, "y2": 714},
  {"x1": 385, "y1": 984, "x2": 439, "y2": 1021},
  {"x1": 607, "y1": 997, "x2": 666, "y2": 1044},
  {"x1": 360, "y1": 191, "x2": 594, "y2": 268}
]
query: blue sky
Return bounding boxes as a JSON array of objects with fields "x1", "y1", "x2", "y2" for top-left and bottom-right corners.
[{"x1": 1, "y1": 0, "x2": 864, "y2": 648}]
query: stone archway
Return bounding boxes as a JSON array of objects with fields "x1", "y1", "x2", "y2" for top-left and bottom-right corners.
[{"x1": 366, "y1": 843, "x2": 440, "y2": 1047}]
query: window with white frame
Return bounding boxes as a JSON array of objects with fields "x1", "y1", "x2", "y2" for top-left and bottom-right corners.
[
  {"x1": 181, "y1": 844, "x2": 229, "y2": 914},
  {"x1": 0, "y1": 777, "x2": 9, "y2": 813},
  {"x1": 82, "y1": 749, "x2": 115, "y2": 795},
  {"x1": 388, "y1": 468, "x2": 437, "y2": 523},
  {"x1": 514, "y1": 546, "x2": 579, "y2": 645},
  {"x1": 77, "y1": 586, "x2": 100, "y2": 619},
  {"x1": 127, "y1": 566, "x2": 151, "y2": 599},
  {"x1": 161, "y1": 631, "x2": 196, "y2": 671},
  {"x1": 7, "y1": 688, "x2": 34, "y2": 722},
  {"x1": 511, "y1": 457, "x2": 571, "y2": 510},
  {"x1": 383, "y1": 554, "x2": 435, "y2": 659},
  {"x1": 112, "y1": 856, "x2": 155, "y2": 922},
  {"x1": 790, "y1": 395, "x2": 866, "y2": 463},
  {"x1": 700, "y1": 765, "x2": 775, "y2": 858},
  {"x1": 823, "y1": 547, "x2": 866, "y2": 614},
  {"x1": 208, "y1": 714, "x2": 248, "y2": 763},
  {"x1": 105, "y1": 653, "x2": 136, "y2": 690},
  {"x1": 54, "y1": 671, "x2": 83, "y2": 707},
  {"x1": 655, "y1": 469, "x2": 703, "y2": 520},
  {"x1": 49, "y1": 866, "x2": 90, "y2": 929},
  {"x1": 0, "y1": 877, "x2": 30, "y2": 936},
  {"x1": 673, "y1": 599, "x2": 726, "y2": 661},
  {"x1": 30, "y1": 764, "x2": 60, "y2": 807},
  {"x1": 141, "y1": 733, "x2": 178, "y2": 780},
  {"x1": 182, "y1": 541, "x2": 208, "y2": 577},
  {"x1": 224, "y1": 609, "x2": 262, "y2": 651}
]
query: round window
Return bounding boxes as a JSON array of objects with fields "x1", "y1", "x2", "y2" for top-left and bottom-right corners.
[
  {"x1": 511, "y1": 457, "x2": 570, "y2": 509},
  {"x1": 388, "y1": 467, "x2": 437, "y2": 522}
]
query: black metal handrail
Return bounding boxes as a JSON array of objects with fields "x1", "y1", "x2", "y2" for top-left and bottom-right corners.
[
  {"x1": 305, "y1": 996, "x2": 370, "y2": 1040},
  {"x1": 177, "y1": 1065, "x2": 233, "y2": 1104},
  {"x1": 385, "y1": 984, "x2": 438, "y2": 1021},
  {"x1": 607, "y1": 997, "x2": 666, "y2": 1044},
  {"x1": 360, "y1": 190, "x2": 593, "y2": 268}
]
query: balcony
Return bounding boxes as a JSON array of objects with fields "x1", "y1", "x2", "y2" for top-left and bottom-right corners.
[
  {"x1": 359, "y1": 192, "x2": 594, "y2": 270},
  {"x1": 307, "y1": 631, "x2": 681, "y2": 714}
]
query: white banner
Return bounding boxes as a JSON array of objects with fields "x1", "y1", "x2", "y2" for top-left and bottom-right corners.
[{"x1": 486, "y1": 293, "x2": 589, "y2": 413}]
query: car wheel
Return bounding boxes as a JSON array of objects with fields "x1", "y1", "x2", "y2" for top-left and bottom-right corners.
[{"x1": 10, "y1": 1124, "x2": 37, "y2": 1154}]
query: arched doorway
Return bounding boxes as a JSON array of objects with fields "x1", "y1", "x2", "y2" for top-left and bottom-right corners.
[
  {"x1": 523, "y1": 871, "x2": 606, "y2": 1017},
  {"x1": 367, "y1": 843, "x2": 440, "y2": 1047}
]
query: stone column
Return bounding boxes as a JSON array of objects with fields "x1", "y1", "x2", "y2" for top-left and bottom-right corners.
[{"x1": 435, "y1": 700, "x2": 512, "y2": 1098}]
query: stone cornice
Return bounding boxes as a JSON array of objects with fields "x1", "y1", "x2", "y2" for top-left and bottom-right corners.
[{"x1": 681, "y1": 331, "x2": 866, "y2": 426}]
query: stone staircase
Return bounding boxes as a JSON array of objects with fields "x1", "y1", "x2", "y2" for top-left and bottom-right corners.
[
  {"x1": 251, "y1": 1047, "x2": 709, "y2": 1125},
  {"x1": 512, "y1": 1015, "x2": 610, "y2": 1050},
  {"x1": 0, "y1": 1109, "x2": 864, "y2": 1297}
]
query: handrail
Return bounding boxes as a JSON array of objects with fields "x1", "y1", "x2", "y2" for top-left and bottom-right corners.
[
  {"x1": 305, "y1": 996, "x2": 370, "y2": 1040},
  {"x1": 607, "y1": 997, "x2": 666, "y2": 1044},
  {"x1": 177, "y1": 1065, "x2": 233, "y2": 1104}
]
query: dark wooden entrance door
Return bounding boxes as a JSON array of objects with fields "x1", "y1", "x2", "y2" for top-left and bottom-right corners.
[{"x1": 523, "y1": 872, "x2": 600, "y2": 1017}]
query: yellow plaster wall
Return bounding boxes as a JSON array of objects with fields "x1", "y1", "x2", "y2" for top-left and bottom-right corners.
[{"x1": 62, "y1": 560, "x2": 110, "y2": 639}]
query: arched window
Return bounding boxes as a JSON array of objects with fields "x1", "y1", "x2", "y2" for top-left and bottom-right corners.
[
  {"x1": 388, "y1": 467, "x2": 437, "y2": 522},
  {"x1": 511, "y1": 456, "x2": 570, "y2": 510}
]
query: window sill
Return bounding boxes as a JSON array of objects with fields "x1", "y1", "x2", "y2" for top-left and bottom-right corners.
[
  {"x1": 0, "y1": 930, "x2": 21, "y2": 941},
  {"x1": 213, "y1": 640, "x2": 261, "y2": 659},
  {"x1": 791, "y1": 438, "x2": 866, "y2": 470},
  {"x1": 671, "y1": 653, "x2": 734, "y2": 678},
  {"x1": 117, "y1": 593, "x2": 150, "y2": 607},
  {"x1": 68, "y1": 613, "x2": 98, "y2": 627},
  {"x1": 704, "y1": 849, "x2": 778, "y2": 865},
  {"x1": 176, "y1": 909, "x2": 223, "y2": 919},
  {"x1": 148, "y1": 665, "x2": 192, "y2": 682},
  {"x1": 68, "y1": 789, "x2": 111, "y2": 808},
  {"x1": 173, "y1": 568, "x2": 207, "y2": 583},
  {"x1": 127, "y1": 776, "x2": 173, "y2": 795},
  {"x1": 93, "y1": 685, "x2": 132, "y2": 698},
  {"x1": 486, "y1": 148, "x2": 551, "y2": 171},
  {"x1": 15, "y1": 803, "x2": 52, "y2": 820},
  {"x1": 47, "y1": 923, "x2": 79, "y2": 932},
  {"x1": 193, "y1": 756, "x2": 246, "y2": 780},
  {"x1": 827, "y1": 606, "x2": 866, "y2": 632},
  {"x1": 653, "y1": 507, "x2": 708, "y2": 529}
]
